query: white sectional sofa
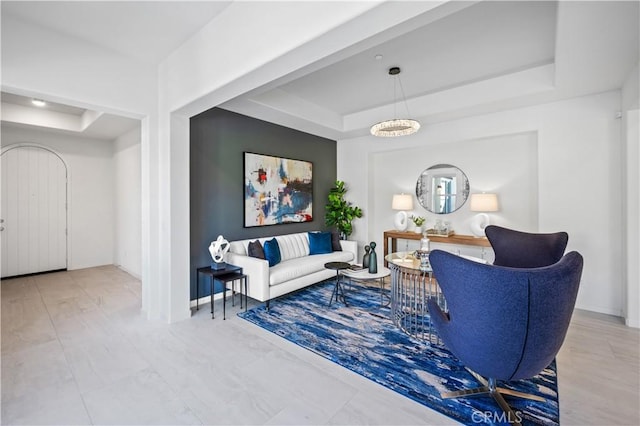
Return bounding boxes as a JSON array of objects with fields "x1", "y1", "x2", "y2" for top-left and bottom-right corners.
[{"x1": 225, "y1": 231, "x2": 357, "y2": 307}]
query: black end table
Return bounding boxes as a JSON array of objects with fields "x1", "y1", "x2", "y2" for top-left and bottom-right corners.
[
  {"x1": 324, "y1": 261, "x2": 351, "y2": 307},
  {"x1": 215, "y1": 272, "x2": 248, "y2": 320},
  {"x1": 196, "y1": 264, "x2": 247, "y2": 319}
]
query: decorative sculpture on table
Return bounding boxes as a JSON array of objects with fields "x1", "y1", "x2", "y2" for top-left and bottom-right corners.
[
  {"x1": 209, "y1": 235, "x2": 230, "y2": 270},
  {"x1": 363, "y1": 245, "x2": 371, "y2": 268},
  {"x1": 368, "y1": 242, "x2": 378, "y2": 274}
]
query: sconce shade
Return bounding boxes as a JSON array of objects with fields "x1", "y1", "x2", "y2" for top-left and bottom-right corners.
[
  {"x1": 470, "y1": 193, "x2": 499, "y2": 212},
  {"x1": 392, "y1": 193, "x2": 414, "y2": 211}
]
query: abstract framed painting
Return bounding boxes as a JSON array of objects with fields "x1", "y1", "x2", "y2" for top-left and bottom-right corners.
[{"x1": 243, "y1": 152, "x2": 313, "y2": 227}]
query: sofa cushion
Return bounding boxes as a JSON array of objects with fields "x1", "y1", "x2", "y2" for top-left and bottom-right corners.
[
  {"x1": 263, "y1": 238, "x2": 282, "y2": 267},
  {"x1": 308, "y1": 232, "x2": 332, "y2": 255},
  {"x1": 248, "y1": 240, "x2": 265, "y2": 259},
  {"x1": 276, "y1": 233, "x2": 310, "y2": 261},
  {"x1": 269, "y1": 251, "x2": 354, "y2": 286},
  {"x1": 331, "y1": 231, "x2": 342, "y2": 251}
]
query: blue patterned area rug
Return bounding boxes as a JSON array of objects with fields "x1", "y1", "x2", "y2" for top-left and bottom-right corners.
[{"x1": 238, "y1": 281, "x2": 559, "y2": 425}]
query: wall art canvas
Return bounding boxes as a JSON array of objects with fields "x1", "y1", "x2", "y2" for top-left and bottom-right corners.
[{"x1": 244, "y1": 152, "x2": 313, "y2": 227}]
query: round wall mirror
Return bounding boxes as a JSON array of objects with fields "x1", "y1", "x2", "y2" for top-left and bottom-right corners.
[{"x1": 416, "y1": 164, "x2": 470, "y2": 214}]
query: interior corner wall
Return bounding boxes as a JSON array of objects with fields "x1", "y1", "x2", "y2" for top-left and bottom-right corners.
[
  {"x1": 114, "y1": 126, "x2": 142, "y2": 278},
  {"x1": 622, "y1": 62, "x2": 640, "y2": 328},
  {"x1": 0, "y1": 124, "x2": 115, "y2": 270},
  {"x1": 189, "y1": 108, "x2": 337, "y2": 301},
  {"x1": 625, "y1": 109, "x2": 639, "y2": 328}
]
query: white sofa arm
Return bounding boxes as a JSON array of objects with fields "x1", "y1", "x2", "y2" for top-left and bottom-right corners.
[
  {"x1": 225, "y1": 252, "x2": 270, "y2": 302},
  {"x1": 340, "y1": 239, "x2": 358, "y2": 263}
]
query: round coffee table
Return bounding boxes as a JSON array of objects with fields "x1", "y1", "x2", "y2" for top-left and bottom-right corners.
[
  {"x1": 341, "y1": 266, "x2": 391, "y2": 307},
  {"x1": 324, "y1": 261, "x2": 351, "y2": 306}
]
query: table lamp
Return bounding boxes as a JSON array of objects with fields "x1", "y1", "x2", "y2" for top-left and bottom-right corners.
[
  {"x1": 469, "y1": 193, "x2": 499, "y2": 237},
  {"x1": 392, "y1": 193, "x2": 413, "y2": 231}
]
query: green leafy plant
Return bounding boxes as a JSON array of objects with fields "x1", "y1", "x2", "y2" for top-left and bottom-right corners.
[
  {"x1": 325, "y1": 180, "x2": 363, "y2": 238},
  {"x1": 411, "y1": 215, "x2": 426, "y2": 226}
]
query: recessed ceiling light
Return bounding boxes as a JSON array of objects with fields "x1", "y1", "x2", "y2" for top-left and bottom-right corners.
[{"x1": 32, "y1": 99, "x2": 46, "y2": 107}]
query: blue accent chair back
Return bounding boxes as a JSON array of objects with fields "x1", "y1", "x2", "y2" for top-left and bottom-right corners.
[
  {"x1": 427, "y1": 249, "x2": 583, "y2": 423},
  {"x1": 485, "y1": 225, "x2": 569, "y2": 268}
]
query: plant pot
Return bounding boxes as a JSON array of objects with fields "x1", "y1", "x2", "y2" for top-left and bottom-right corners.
[{"x1": 414, "y1": 226, "x2": 422, "y2": 234}]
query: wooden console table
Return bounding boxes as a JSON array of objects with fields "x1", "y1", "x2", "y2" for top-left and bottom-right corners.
[{"x1": 383, "y1": 230, "x2": 490, "y2": 265}]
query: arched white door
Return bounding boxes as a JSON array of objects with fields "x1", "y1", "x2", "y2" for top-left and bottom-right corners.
[{"x1": 1, "y1": 145, "x2": 68, "y2": 278}]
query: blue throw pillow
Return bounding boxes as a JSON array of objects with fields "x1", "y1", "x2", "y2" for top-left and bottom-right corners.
[
  {"x1": 263, "y1": 238, "x2": 281, "y2": 267},
  {"x1": 308, "y1": 232, "x2": 333, "y2": 255}
]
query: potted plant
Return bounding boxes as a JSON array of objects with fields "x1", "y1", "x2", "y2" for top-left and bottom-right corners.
[
  {"x1": 325, "y1": 180, "x2": 363, "y2": 239},
  {"x1": 410, "y1": 215, "x2": 426, "y2": 234}
]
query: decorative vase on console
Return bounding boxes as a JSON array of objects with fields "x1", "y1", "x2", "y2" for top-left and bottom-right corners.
[
  {"x1": 363, "y1": 245, "x2": 371, "y2": 268},
  {"x1": 416, "y1": 232, "x2": 431, "y2": 271},
  {"x1": 368, "y1": 242, "x2": 377, "y2": 274},
  {"x1": 420, "y1": 232, "x2": 431, "y2": 251}
]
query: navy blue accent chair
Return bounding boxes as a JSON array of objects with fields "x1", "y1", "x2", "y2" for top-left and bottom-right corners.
[
  {"x1": 428, "y1": 249, "x2": 583, "y2": 425},
  {"x1": 485, "y1": 225, "x2": 569, "y2": 268}
]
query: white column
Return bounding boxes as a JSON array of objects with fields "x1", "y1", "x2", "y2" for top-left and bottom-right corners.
[{"x1": 626, "y1": 109, "x2": 639, "y2": 328}]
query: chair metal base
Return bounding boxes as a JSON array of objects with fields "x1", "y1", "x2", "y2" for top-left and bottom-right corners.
[{"x1": 440, "y1": 371, "x2": 546, "y2": 426}]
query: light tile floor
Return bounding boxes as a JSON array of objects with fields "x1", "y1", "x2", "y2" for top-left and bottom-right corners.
[{"x1": 1, "y1": 266, "x2": 638, "y2": 425}]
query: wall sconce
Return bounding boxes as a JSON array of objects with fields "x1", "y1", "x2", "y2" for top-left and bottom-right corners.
[
  {"x1": 469, "y1": 193, "x2": 499, "y2": 237},
  {"x1": 392, "y1": 193, "x2": 413, "y2": 231}
]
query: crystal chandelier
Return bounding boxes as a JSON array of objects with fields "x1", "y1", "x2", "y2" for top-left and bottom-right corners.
[{"x1": 370, "y1": 67, "x2": 420, "y2": 137}]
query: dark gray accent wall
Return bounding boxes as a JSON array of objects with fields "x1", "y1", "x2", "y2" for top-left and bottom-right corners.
[{"x1": 190, "y1": 108, "x2": 337, "y2": 300}]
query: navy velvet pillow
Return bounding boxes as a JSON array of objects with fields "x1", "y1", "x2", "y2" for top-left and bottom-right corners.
[
  {"x1": 263, "y1": 238, "x2": 281, "y2": 267},
  {"x1": 309, "y1": 232, "x2": 333, "y2": 255},
  {"x1": 247, "y1": 240, "x2": 265, "y2": 260},
  {"x1": 331, "y1": 231, "x2": 342, "y2": 252}
]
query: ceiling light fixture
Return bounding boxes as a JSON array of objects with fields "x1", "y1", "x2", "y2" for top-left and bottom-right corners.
[
  {"x1": 31, "y1": 99, "x2": 46, "y2": 107},
  {"x1": 370, "y1": 66, "x2": 420, "y2": 138}
]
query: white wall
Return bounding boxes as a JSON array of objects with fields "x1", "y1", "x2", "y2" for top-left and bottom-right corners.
[
  {"x1": 622, "y1": 62, "x2": 639, "y2": 111},
  {"x1": 625, "y1": 109, "x2": 639, "y2": 328},
  {"x1": 114, "y1": 127, "x2": 142, "y2": 278},
  {"x1": 622, "y1": 61, "x2": 639, "y2": 327},
  {"x1": 1, "y1": 125, "x2": 115, "y2": 270},
  {"x1": 339, "y1": 91, "x2": 624, "y2": 318},
  {"x1": 371, "y1": 132, "x2": 538, "y2": 235}
]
